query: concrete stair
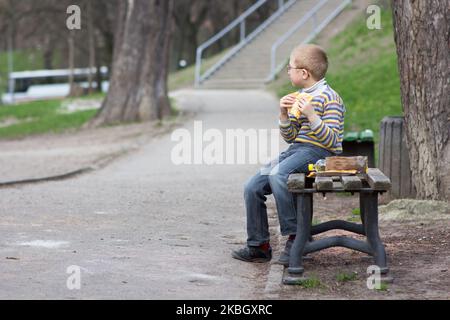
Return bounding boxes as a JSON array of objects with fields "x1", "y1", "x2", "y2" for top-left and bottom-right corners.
[{"x1": 200, "y1": 0, "x2": 347, "y2": 89}]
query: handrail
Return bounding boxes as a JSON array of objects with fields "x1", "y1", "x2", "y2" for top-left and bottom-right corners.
[
  {"x1": 195, "y1": 0, "x2": 294, "y2": 86},
  {"x1": 196, "y1": 0, "x2": 352, "y2": 86},
  {"x1": 266, "y1": 0, "x2": 352, "y2": 82},
  {"x1": 198, "y1": 0, "x2": 297, "y2": 85},
  {"x1": 195, "y1": 0, "x2": 268, "y2": 87},
  {"x1": 197, "y1": 0, "x2": 268, "y2": 53}
]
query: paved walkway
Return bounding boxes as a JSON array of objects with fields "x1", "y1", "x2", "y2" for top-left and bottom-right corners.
[{"x1": 0, "y1": 89, "x2": 289, "y2": 299}]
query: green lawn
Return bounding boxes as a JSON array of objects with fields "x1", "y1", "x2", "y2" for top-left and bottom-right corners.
[
  {"x1": 275, "y1": 6, "x2": 403, "y2": 144},
  {"x1": 0, "y1": 48, "x2": 99, "y2": 138},
  {"x1": 0, "y1": 99, "x2": 97, "y2": 139}
]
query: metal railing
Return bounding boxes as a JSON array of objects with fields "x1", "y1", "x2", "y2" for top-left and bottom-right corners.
[
  {"x1": 266, "y1": 0, "x2": 352, "y2": 82},
  {"x1": 195, "y1": 0, "x2": 296, "y2": 87},
  {"x1": 195, "y1": 0, "x2": 352, "y2": 86}
]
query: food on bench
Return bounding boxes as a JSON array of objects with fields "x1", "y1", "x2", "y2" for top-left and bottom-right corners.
[
  {"x1": 307, "y1": 157, "x2": 366, "y2": 178},
  {"x1": 307, "y1": 169, "x2": 358, "y2": 178},
  {"x1": 288, "y1": 92, "x2": 313, "y2": 118},
  {"x1": 325, "y1": 156, "x2": 368, "y2": 173},
  {"x1": 308, "y1": 159, "x2": 326, "y2": 172}
]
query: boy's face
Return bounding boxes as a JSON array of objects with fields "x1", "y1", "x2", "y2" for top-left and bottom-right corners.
[{"x1": 287, "y1": 56, "x2": 310, "y2": 88}]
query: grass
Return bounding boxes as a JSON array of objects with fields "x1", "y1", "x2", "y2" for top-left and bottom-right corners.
[
  {"x1": 273, "y1": 4, "x2": 403, "y2": 162},
  {"x1": 0, "y1": 49, "x2": 106, "y2": 140},
  {"x1": 0, "y1": 91, "x2": 181, "y2": 139},
  {"x1": 0, "y1": 99, "x2": 59, "y2": 120},
  {"x1": 336, "y1": 271, "x2": 358, "y2": 282},
  {"x1": 346, "y1": 207, "x2": 361, "y2": 222},
  {"x1": 0, "y1": 98, "x2": 98, "y2": 139},
  {"x1": 376, "y1": 282, "x2": 389, "y2": 291},
  {"x1": 0, "y1": 110, "x2": 96, "y2": 139},
  {"x1": 351, "y1": 208, "x2": 360, "y2": 216},
  {"x1": 294, "y1": 275, "x2": 324, "y2": 289}
]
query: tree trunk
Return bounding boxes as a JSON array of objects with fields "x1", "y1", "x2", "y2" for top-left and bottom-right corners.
[
  {"x1": 89, "y1": 0, "x2": 174, "y2": 126},
  {"x1": 87, "y1": 0, "x2": 95, "y2": 94},
  {"x1": 68, "y1": 33, "x2": 75, "y2": 95},
  {"x1": 391, "y1": 1, "x2": 450, "y2": 201},
  {"x1": 95, "y1": 54, "x2": 103, "y2": 93},
  {"x1": 43, "y1": 35, "x2": 54, "y2": 71},
  {"x1": 184, "y1": 22, "x2": 199, "y2": 66}
]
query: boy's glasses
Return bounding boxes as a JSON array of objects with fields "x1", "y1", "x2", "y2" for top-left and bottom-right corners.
[{"x1": 286, "y1": 65, "x2": 304, "y2": 72}]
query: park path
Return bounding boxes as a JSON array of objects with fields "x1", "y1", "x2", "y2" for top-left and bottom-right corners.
[{"x1": 0, "y1": 89, "x2": 288, "y2": 299}]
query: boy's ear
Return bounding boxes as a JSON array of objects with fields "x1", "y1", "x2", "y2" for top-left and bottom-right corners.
[{"x1": 301, "y1": 69, "x2": 309, "y2": 80}]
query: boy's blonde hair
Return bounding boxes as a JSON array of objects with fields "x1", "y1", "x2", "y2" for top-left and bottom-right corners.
[{"x1": 290, "y1": 44, "x2": 328, "y2": 80}]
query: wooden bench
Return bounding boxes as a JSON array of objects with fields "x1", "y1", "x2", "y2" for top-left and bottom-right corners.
[{"x1": 284, "y1": 168, "x2": 393, "y2": 285}]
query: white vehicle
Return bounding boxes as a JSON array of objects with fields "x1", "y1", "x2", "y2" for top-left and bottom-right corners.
[{"x1": 1, "y1": 67, "x2": 109, "y2": 104}]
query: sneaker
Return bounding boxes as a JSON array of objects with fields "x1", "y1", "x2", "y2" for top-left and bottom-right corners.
[
  {"x1": 275, "y1": 239, "x2": 294, "y2": 267},
  {"x1": 231, "y1": 246, "x2": 272, "y2": 263}
]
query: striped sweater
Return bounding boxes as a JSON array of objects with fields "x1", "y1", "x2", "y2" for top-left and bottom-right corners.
[{"x1": 279, "y1": 79, "x2": 345, "y2": 154}]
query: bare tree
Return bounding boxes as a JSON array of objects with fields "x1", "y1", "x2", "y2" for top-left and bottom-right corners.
[
  {"x1": 172, "y1": 0, "x2": 210, "y2": 67},
  {"x1": 89, "y1": 0, "x2": 174, "y2": 126},
  {"x1": 86, "y1": 0, "x2": 95, "y2": 94},
  {"x1": 68, "y1": 33, "x2": 75, "y2": 94},
  {"x1": 391, "y1": 0, "x2": 450, "y2": 200}
]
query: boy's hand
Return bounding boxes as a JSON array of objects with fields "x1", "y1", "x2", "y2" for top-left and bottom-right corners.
[
  {"x1": 279, "y1": 94, "x2": 296, "y2": 119},
  {"x1": 297, "y1": 97, "x2": 315, "y2": 118}
]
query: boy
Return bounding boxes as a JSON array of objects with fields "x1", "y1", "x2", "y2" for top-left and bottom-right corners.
[{"x1": 232, "y1": 44, "x2": 345, "y2": 265}]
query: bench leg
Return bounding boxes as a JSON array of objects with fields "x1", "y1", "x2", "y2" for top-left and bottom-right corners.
[
  {"x1": 287, "y1": 193, "x2": 312, "y2": 276},
  {"x1": 361, "y1": 192, "x2": 389, "y2": 274},
  {"x1": 359, "y1": 193, "x2": 366, "y2": 228}
]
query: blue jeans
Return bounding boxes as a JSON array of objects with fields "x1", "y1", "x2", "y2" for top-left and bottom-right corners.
[{"x1": 244, "y1": 143, "x2": 333, "y2": 246}]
